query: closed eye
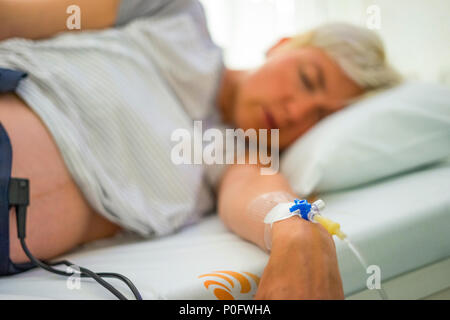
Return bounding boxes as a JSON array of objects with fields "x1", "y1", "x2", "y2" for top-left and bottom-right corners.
[
  {"x1": 299, "y1": 63, "x2": 326, "y2": 93},
  {"x1": 299, "y1": 70, "x2": 315, "y2": 92}
]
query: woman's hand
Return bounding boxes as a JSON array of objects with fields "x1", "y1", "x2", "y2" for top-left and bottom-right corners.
[
  {"x1": 254, "y1": 217, "x2": 344, "y2": 300},
  {"x1": 217, "y1": 164, "x2": 344, "y2": 299}
]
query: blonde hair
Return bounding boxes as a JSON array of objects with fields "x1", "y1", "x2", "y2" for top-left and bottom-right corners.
[{"x1": 280, "y1": 23, "x2": 401, "y2": 91}]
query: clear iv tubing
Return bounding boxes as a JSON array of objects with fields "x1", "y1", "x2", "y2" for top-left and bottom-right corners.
[
  {"x1": 300, "y1": 199, "x2": 389, "y2": 300},
  {"x1": 343, "y1": 237, "x2": 389, "y2": 300}
]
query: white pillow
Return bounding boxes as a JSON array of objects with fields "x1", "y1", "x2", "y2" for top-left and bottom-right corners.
[{"x1": 280, "y1": 82, "x2": 450, "y2": 196}]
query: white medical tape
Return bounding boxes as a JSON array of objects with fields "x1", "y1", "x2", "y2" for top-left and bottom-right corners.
[
  {"x1": 245, "y1": 192, "x2": 297, "y2": 252},
  {"x1": 263, "y1": 202, "x2": 297, "y2": 227}
]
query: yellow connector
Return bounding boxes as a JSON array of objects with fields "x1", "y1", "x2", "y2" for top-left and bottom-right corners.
[{"x1": 314, "y1": 215, "x2": 347, "y2": 240}]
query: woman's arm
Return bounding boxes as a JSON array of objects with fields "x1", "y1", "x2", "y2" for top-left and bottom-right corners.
[
  {"x1": 218, "y1": 164, "x2": 344, "y2": 299},
  {"x1": 0, "y1": 0, "x2": 120, "y2": 41}
]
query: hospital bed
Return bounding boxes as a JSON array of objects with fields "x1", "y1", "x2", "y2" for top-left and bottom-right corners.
[{"x1": 0, "y1": 159, "x2": 449, "y2": 300}]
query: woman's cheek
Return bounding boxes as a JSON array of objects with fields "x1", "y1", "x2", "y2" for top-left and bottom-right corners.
[
  {"x1": 279, "y1": 118, "x2": 315, "y2": 148},
  {"x1": 234, "y1": 101, "x2": 252, "y2": 130}
]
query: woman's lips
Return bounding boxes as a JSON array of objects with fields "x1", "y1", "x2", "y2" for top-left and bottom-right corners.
[{"x1": 262, "y1": 107, "x2": 278, "y2": 129}]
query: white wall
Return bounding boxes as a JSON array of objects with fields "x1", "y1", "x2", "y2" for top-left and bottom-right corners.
[
  {"x1": 367, "y1": 0, "x2": 450, "y2": 84},
  {"x1": 200, "y1": 0, "x2": 450, "y2": 85}
]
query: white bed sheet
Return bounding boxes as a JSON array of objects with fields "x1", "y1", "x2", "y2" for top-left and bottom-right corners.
[{"x1": 0, "y1": 161, "x2": 449, "y2": 300}]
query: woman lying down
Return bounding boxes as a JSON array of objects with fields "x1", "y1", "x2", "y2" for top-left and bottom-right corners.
[{"x1": 0, "y1": 0, "x2": 400, "y2": 299}]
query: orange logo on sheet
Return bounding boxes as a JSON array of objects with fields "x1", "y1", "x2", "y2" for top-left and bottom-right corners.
[{"x1": 198, "y1": 271, "x2": 260, "y2": 300}]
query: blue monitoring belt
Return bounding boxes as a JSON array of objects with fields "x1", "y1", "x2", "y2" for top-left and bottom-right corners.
[
  {"x1": 0, "y1": 67, "x2": 34, "y2": 275},
  {"x1": 0, "y1": 117, "x2": 35, "y2": 275}
]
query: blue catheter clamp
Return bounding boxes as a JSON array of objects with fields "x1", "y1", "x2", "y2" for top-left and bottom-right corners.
[
  {"x1": 288, "y1": 198, "x2": 347, "y2": 240},
  {"x1": 289, "y1": 199, "x2": 312, "y2": 221}
]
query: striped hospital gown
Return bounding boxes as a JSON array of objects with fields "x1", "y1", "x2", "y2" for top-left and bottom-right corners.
[{"x1": 0, "y1": 0, "x2": 225, "y2": 236}]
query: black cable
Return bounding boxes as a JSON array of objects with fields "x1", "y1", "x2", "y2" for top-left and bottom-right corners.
[
  {"x1": 49, "y1": 260, "x2": 143, "y2": 300},
  {"x1": 10, "y1": 177, "x2": 143, "y2": 300},
  {"x1": 19, "y1": 238, "x2": 130, "y2": 300}
]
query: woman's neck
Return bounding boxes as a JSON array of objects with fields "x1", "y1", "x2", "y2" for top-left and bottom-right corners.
[{"x1": 217, "y1": 69, "x2": 247, "y2": 125}]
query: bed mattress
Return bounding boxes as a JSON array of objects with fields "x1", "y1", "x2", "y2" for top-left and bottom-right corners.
[{"x1": 1, "y1": 161, "x2": 449, "y2": 300}]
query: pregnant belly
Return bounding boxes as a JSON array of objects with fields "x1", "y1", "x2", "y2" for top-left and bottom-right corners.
[{"x1": 0, "y1": 93, "x2": 119, "y2": 263}]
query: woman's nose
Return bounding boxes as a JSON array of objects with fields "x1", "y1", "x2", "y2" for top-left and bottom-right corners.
[{"x1": 283, "y1": 99, "x2": 309, "y2": 125}]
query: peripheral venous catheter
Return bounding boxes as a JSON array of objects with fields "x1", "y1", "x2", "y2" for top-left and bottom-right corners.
[
  {"x1": 264, "y1": 198, "x2": 347, "y2": 240},
  {"x1": 261, "y1": 196, "x2": 388, "y2": 299},
  {"x1": 246, "y1": 192, "x2": 347, "y2": 251}
]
